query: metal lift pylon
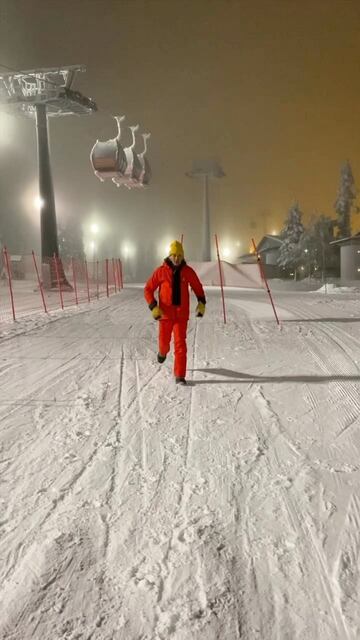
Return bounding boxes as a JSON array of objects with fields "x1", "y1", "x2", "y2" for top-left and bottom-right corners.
[{"x1": 0, "y1": 65, "x2": 97, "y2": 288}]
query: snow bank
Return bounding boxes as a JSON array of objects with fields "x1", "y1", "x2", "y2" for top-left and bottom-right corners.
[{"x1": 313, "y1": 283, "x2": 359, "y2": 294}]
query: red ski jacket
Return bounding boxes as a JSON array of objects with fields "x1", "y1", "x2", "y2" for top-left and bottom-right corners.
[{"x1": 144, "y1": 259, "x2": 206, "y2": 321}]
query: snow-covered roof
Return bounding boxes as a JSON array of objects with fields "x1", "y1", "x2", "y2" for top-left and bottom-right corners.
[
  {"x1": 237, "y1": 252, "x2": 257, "y2": 263},
  {"x1": 330, "y1": 231, "x2": 360, "y2": 245},
  {"x1": 257, "y1": 234, "x2": 283, "y2": 252}
]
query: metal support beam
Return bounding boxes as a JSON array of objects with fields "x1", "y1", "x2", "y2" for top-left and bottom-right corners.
[{"x1": 36, "y1": 103, "x2": 59, "y2": 264}]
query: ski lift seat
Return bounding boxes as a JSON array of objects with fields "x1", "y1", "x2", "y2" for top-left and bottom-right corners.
[
  {"x1": 112, "y1": 151, "x2": 142, "y2": 188},
  {"x1": 141, "y1": 156, "x2": 151, "y2": 185},
  {"x1": 131, "y1": 157, "x2": 151, "y2": 188},
  {"x1": 90, "y1": 138, "x2": 127, "y2": 178},
  {"x1": 125, "y1": 147, "x2": 142, "y2": 181},
  {"x1": 90, "y1": 117, "x2": 151, "y2": 188},
  {"x1": 112, "y1": 125, "x2": 143, "y2": 188},
  {"x1": 131, "y1": 133, "x2": 151, "y2": 188}
]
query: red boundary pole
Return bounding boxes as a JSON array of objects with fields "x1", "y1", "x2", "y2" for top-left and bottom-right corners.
[
  {"x1": 251, "y1": 238, "x2": 280, "y2": 326},
  {"x1": 118, "y1": 259, "x2": 123, "y2": 289},
  {"x1": 214, "y1": 234, "x2": 227, "y2": 324},
  {"x1": 3, "y1": 247, "x2": 16, "y2": 321},
  {"x1": 71, "y1": 258, "x2": 79, "y2": 305},
  {"x1": 115, "y1": 259, "x2": 120, "y2": 290},
  {"x1": 105, "y1": 259, "x2": 109, "y2": 297},
  {"x1": 84, "y1": 260, "x2": 90, "y2": 302},
  {"x1": 112, "y1": 258, "x2": 117, "y2": 293},
  {"x1": 96, "y1": 260, "x2": 99, "y2": 299},
  {"x1": 32, "y1": 251, "x2": 48, "y2": 314},
  {"x1": 53, "y1": 254, "x2": 64, "y2": 310},
  {"x1": 115, "y1": 258, "x2": 121, "y2": 290}
]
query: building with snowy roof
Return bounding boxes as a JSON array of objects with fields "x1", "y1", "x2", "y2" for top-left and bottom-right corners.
[
  {"x1": 330, "y1": 232, "x2": 360, "y2": 281},
  {"x1": 238, "y1": 235, "x2": 283, "y2": 278}
]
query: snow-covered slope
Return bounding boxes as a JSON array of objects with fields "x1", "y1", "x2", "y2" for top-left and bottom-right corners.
[{"x1": 1, "y1": 286, "x2": 360, "y2": 639}]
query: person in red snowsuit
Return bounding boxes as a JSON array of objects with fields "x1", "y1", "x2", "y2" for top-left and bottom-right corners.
[{"x1": 144, "y1": 240, "x2": 206, "y2": 385}]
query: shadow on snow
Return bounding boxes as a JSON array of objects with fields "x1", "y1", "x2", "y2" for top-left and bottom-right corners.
[{"x1": 188, "y1": 368, "x2": 360, "y2": 385}]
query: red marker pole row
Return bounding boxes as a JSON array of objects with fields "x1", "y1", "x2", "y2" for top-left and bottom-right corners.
[
  {"x1": 53, "y1": 254, "x2": 64, "y2": 310},
  {"x1": 71, "y1": 258, "x2": 79, "y2": 305},
  {"x1": 85, "y1": 260, "x2": 90, "y2": 303},
  {"x1": 119, "y1": 259, "x2": 123, "y2": 289},
  {"x1": 105, "y1": 259, "x2": 109, "y2": 297},
  {"x1": 112, "y1": 258, "x2": 117, "y2": 293},
  {"x1": 32, "y1": 251, "x2": 48, "y2": 314},
  {"x1": 1, "y1": 253, "x2": 123, "y2": 322}
]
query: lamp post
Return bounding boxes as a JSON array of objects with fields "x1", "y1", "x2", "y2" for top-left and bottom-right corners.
[{"x1": 186, "y1": 160, "x2": 225, "y2": 262}]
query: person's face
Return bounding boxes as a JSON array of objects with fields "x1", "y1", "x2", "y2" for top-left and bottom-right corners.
[{"x1": 169, "y1": 253, "x2": 183, "y2": 266}]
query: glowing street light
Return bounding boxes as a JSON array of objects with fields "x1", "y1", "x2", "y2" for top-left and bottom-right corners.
[
  {"x1": 90, "y1": 222, "x2": 99, "y2": 234},
  {"x1": 34, "y1": 196, "x2": 45, "y2": 209},
  {"x1": 155, "y1": 239, "x2": 172, "y2": 260},
  {"x1": 122, "y1": 242, "x2": 135, "y2": 259},
  {"x1": 162, "y1": 243, "x2": 170, "y2": 257},
  {"x1": 223, "y1": 247, "x2": 231, "y2": 258}
]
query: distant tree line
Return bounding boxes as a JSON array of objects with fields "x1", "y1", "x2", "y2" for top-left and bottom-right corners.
[{"x1": 278, "y1": 161, "x2": 357, "y2": 280}]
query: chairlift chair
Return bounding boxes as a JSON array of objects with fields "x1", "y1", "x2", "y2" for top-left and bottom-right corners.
[
  {"x1": 131, "y1": 133, "x2": 151, "y2": 188},
  {"x1": 112, "y1": 124, "x2": 142, "y2": 189},
  {"x1": 90, "y1": 115, "x2": 127, "y2": 182}
]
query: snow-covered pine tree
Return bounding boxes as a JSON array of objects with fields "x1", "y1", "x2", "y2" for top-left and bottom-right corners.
[
  {"x1": 334, "y1": 161, "x2": 357, "y2": 238},
  {"x1": 277, "y1": 202, "x2": 305, "y2": 279},
  {"x1": 300, "y1": 214, "x2": 339, "y2": 279}
]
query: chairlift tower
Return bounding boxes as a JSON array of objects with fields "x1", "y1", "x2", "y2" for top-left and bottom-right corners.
[
  {"x1": 186, "y1": 160, "x2": 225, "y2": 261},
  {"x1": 0, "y1": 65, "x2": 97, "y2": 286}
]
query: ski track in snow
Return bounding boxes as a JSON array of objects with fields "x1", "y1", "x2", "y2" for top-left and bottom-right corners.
[{"x1": 1, "y1": 288, "x2": 360, "y2": 638}]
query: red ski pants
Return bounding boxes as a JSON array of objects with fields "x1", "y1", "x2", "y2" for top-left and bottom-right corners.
[{"x1": 159, "y1": 318, "x2": 188, "y2": 378}]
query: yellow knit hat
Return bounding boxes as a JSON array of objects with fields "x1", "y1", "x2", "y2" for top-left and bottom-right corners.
[{"x1": 168, "y1": 240, "x2": 184, "y2": 258}]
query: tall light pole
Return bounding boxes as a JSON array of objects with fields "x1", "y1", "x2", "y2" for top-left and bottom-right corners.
[
  {"x1": 0, "y1": 65, "x2": 97, "y2": 287},
  {"x1": 186, "y1": 160, "x2": 225, "y2": 261}
]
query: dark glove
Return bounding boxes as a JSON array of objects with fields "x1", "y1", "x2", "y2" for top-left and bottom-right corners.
[
  {"x1": 151, "y1": 305, "x2": 162, "y2": 320},
  {"x1": 196, "y1": 302, "x2": 205, "y2": 317}
]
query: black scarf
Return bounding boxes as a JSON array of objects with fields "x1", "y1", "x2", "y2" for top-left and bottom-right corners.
[{"x1": 165, "y1": 258, "x2": 186, "y2": 306}]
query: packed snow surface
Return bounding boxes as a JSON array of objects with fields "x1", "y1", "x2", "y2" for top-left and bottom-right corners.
[{"x1": 1, "y1": 285, "x2": 360, "y2": 639}]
